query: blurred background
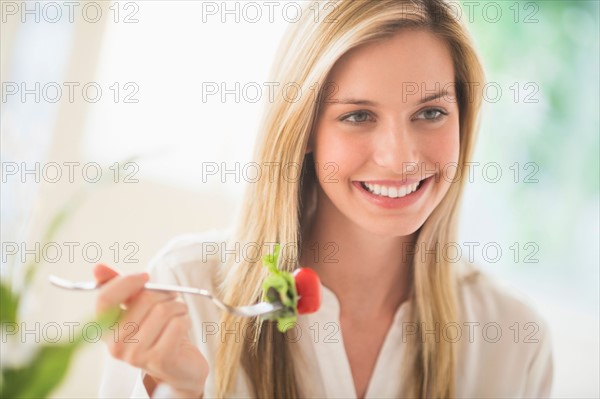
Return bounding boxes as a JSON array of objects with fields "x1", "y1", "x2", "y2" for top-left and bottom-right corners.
[{"x1": 1, "y1": 0, "x2": 598, "y2": 397}]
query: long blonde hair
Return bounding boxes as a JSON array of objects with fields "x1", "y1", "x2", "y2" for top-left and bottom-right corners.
[{"x1": 214, "y1": 1, "x2": 485, "y2": 397}]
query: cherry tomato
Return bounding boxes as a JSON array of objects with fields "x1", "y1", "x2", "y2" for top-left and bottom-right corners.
[{"x1": 293, "y1": 267, "x2": 321, "y2": 314}]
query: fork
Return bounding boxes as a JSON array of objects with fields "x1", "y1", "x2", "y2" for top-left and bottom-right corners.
[{"x1": 48, "y1": 275, "x2": 284, "y2": 318}]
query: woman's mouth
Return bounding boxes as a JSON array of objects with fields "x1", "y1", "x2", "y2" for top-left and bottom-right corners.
[
  {"x1": 352, "y1": 175, "x2": 433, "y2": 209},
  {"x1": 359, "y1": 180, "x2": 424, "y2": 198}
]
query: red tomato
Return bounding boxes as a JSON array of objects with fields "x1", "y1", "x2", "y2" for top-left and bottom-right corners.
[{"x1": 293, "y1": 267, "x2": 321, "y2": 314}]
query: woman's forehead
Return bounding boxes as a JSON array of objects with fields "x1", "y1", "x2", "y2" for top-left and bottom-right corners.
[{"x1": 325, "y1": 29, "x2": 456, "y2": 104}]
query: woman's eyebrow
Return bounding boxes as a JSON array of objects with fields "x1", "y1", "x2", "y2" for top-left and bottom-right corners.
[
  {"x1": 326, "y1": 98, "x2": 379, "y2": 106},
  {"x1": 327, "y1": 89, "x2": 455, "y2": 106},
  {"x1": 418, "y1": 90, "x2": 455, "y2": 104}
]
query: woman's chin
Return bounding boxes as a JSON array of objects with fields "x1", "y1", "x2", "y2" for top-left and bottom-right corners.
[{"x1": 354, "y1": 218, "x2": 425, "y2": 238}]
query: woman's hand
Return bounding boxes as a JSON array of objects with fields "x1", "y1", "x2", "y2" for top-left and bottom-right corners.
[{"x1": 94, "y1": 264, "x2": 209, "y2": 398}]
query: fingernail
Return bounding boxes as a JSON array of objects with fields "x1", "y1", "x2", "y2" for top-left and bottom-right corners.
[{"x1": 135, "y1": 272, "x2": 149, "y2": 281}]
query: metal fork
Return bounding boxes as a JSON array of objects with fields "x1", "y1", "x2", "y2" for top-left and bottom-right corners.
[{"x1": 48, "y1": 275, "x2": 284, "y2": 318}]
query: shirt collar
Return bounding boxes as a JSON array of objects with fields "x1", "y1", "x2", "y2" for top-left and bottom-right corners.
[{"x1": 318, "y1": 280, "x2": 411, "y2": 323}]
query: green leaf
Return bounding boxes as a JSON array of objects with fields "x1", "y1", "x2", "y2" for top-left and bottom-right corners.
[
  {"x1": 260, "y1": 244, "x2": 298, "y2": 332},
  {"x1": 1, "y1": 155, "x2": 142, "y2": 397},
  {"x1": 262, "y1": 275, "x2": 289, "y2": 305},
  {"x1": 277, "y1": 316, "x2": 297, "y2": 333},
  {"x1": 261, "y1": 244, "x2": 281, "y2": 274},
  {"x1": 0, "y1": 283, "x2": 19, "y2": 324},
  {"x1": 0, "y1": 308, "x2": 121, "y2": 398},
  {"x1": 0, "y1": 342, "x2": 80, "y2": 398}
]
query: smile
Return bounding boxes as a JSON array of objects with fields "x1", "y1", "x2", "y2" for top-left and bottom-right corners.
[
  {"x1": 359, "y1": 180, "x2": 423, "y2": 198},
  {"x1": 353, "y1": 176, "x2": 434, "y2": 209}
]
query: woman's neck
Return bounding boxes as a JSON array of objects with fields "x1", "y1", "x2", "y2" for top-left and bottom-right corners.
[{"x1": 299, "y1": 193, "x2": 416, "y2": 321}]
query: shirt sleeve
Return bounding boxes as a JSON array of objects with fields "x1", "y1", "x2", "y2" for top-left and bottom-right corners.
[
  {"x1": 523, "y1": 318, "x2": 554, "y2": 398},
  {"x1": 97, "y1": 354, "x2": 150, "y2": 398}
]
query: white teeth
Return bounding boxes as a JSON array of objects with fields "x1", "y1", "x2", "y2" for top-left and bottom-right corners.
[{"x1": 363, "y1": 181, "x2": 420, "y2": 198}]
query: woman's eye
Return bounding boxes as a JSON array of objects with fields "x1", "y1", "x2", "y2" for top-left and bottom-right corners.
[
  {"x1": 414, "y1": 108, "x2": 448, "y2": 121},
  {"x1": 341, "y1": 110, "x2": 373, "y2": 124}
]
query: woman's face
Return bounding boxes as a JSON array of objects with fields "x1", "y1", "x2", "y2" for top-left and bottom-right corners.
[{"x1": 310, "y1": 28, "x2": 460, "y2": 237}]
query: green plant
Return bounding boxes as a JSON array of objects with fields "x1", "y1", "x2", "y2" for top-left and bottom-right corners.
[{"x1": 1, "y1": 160, "x2": 134, "y2": 398}]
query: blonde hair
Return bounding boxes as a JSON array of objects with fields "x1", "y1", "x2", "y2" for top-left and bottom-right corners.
[{"x1": 214, "y1": 1, "x2": 485, "y2": 397}]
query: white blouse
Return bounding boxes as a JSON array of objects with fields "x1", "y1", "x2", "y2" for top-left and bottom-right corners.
[{"x1": 98, "y1": 230, "x2": 554, "y2": 398}]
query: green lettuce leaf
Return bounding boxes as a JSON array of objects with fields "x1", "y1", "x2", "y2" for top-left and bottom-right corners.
[{"x1": 260, "y1": 244, "x2": 298, "y2": 332}]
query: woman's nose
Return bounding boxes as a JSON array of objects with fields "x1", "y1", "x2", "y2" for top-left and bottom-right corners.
[{"x1": 371, "y1": 124, "x2": 420, "y2": 174}]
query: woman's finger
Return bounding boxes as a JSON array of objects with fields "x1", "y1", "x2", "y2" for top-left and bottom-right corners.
[
  {"x1": 127, "y1": 300, "x2": 189, "y2": 353},
  {"x1": 96, "y1": 272, "x2": 149, "y2": 315},
  {"x1": 93, "y1": 263, "x2": 120, "y2": 284},
  {"x1": 115, "y1": 289, "x2": 177, "y2": 337},
  {"x1": 145, "y1": 314, "x2": 193, "y2": 379},
  {"x1": 104, "y1": 291, "x2": 175, "y2": 348},
  {"x1": 112, "y1": 301, "x2": 189, "y2": 367}
]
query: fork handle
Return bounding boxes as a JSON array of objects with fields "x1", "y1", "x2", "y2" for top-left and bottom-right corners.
[{"x1": 143, "y1": 282, "x2": 213, "y2": 298}]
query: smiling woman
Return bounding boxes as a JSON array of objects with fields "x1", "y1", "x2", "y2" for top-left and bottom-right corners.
[
  {"x1": 310, "y1": 28, "x2": 460, "y2": 231},
  {"x1": 97, "y1": 1, "x2": 553, "y2": 398}
]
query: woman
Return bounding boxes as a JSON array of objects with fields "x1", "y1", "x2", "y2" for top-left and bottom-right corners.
[{"x1": 97, "y1": 1, "x2": 553, "y2": 397}]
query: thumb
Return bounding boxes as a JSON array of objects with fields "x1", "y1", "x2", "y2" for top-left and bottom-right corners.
[{"x1": 93, "y1": 263, "x2": 120, "y2": 284}]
